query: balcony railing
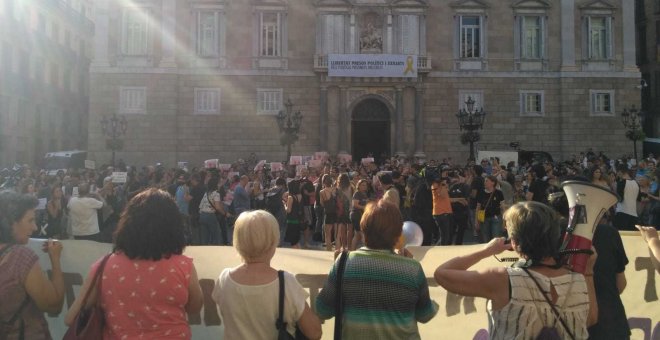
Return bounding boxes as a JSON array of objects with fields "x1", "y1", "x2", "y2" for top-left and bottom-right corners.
[{"x1": 314, "y1": 55, "x2": 432, "y2": 73}]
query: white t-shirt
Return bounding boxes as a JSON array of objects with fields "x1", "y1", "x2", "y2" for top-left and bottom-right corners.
[
  {"x1": 199, "y1": 191, "x2": 220, "y2": 214},
  {"x1": 616, "y1": 179, "x2": 639, "y2": 217},
  {"x1": 212, "y1": 268, "x2": 308, "y2": 340},
  {"x1": 67, "y1": 196, "x2": 104, "y2": 236}
]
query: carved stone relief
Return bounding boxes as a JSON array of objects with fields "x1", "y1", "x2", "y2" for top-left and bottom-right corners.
[{"x1": 359, "y1": 12, "x2": 383, "y2": 53}]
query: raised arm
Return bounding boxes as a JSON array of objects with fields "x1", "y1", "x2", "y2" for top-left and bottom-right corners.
[{"x1": 25, "y1": 240, "x2": 65, "y2": 314}]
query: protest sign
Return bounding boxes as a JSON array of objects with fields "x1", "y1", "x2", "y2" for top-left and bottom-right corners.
[
  {"x1": 84, "y1": 160, "x2": 95, "y2": 170},
  {"x1": 111, "y1": 172, "x2": 128, "y2": 183},
  {"x1": 204, "y1": 159, "x2": 219, "y2": 169},
  {"x1": 290, "y1": 156, "x2": 303, "y2": 165}
]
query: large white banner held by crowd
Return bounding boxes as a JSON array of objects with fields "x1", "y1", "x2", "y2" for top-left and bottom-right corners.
[
  {"x1": 30, "y1": 232, "x2": 659, "y2": 339},
  {"x1": 328, "y1": 54, "x2": 417, "y2": 78}
]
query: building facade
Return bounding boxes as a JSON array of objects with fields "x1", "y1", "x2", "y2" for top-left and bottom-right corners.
[
  {"x1": 87, "y1": 0, "x2": 641, "y2": 167},
  {"x1": 0, "y1": 0, "x2": 94, "y2": 167},
  {"x1": 636, "y1": 0, "x2": 660, "y2": 140}
]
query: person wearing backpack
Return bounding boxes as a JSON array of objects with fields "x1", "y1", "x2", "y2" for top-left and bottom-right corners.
[{"x1": 434, "y1": 202, "x2": 599, "y2": 339}]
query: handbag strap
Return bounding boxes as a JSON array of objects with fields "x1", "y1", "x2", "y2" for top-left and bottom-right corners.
[
  {"x1": 334, "y1": 251, "x2": 349, "y2": 340},
  {"x1": 483, "y1": 191, "x2": 495, "y2": 210},
  {"x1": 522, "y1": 267, "x2": 576, "y2": 340},
  {"x1": 80, "y1": 253, "x2": 113, "y2": 309},
  {"x1": 276, "y1": 270, "x2": 287, "y2": 331}
]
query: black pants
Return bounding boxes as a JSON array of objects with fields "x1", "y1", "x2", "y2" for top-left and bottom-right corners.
[
  {"x1": 453, "y1": 211, "x2": 468, "y2": 245},
  {"x1": 433, "y1": 214, "x2": 455, "y2": 246},
  {"x1": 614, "y1": 212, "x2": 638, "y2": 231}
]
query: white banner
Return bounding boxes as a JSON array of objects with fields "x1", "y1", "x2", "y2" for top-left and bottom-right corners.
[
  {"x1": 27, "y1": 232, "x2": 659, "y2": 339},
  {"x1": 328, "y1": 54, "x2": 417, "y2": 78}
]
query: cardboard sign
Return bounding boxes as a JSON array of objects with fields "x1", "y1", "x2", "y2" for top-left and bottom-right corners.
[
  {"x1": 314, "y1": 151, "x2": 329, "y2": 160},
  {"x1": 72, "y1": 187, "x2": 79, "y2": 197},
  {"x1": 218, "y1": 164, "x2": 232, "y2": 171},
  {"x1": 290, "y1": 156, "x2": 303, "y2": 165},
  {"x1": 361, "y1": 157, "x2": 375, "y2": 165},
  {"x1": 339, "y1": 154, "x2": 353, "y2": 164},
  {"x1": 204, "y1": 159, "x2": 219, "y2": 169},
  {"x1": 111, "y1": 172, "x2": 128, "y2": 184},
  {"x1": 270, "y1": 162, "x2": 283, "y2": 172},
  {"x1": 36, "y1": 198, "x2": 47, "y2": 210},
  {"x1": 84, "y1": 160, "x2": 95, "y2": 170},
  {"x1": 177, "y1": 161, "x2": 188, "y2": 170}
]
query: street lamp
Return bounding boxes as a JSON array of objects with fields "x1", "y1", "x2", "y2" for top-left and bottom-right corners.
[
  {"x1": 621, "y1": 105, "x2": 645, "y2": 162},
  {"x1": 456, "y1": 96, "x2": 487, "y2": 161},
  {"x1": 275, "y1": 99, "x2": 303, "y2": 163},
  {"x1": 100, "y1": 113, "x2": 128, "y2": 166}
]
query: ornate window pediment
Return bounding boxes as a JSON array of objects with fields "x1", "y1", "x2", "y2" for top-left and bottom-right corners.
[
  {"x1": 512, "y1": 0, "x2": 550, "y2": 11},
  {"x1": 392, "y1": 0, "x2": 428, "y2": 8},
  {"x1": 451, "y1": 0, "x2": 489, "y2": 11},
  {"x1": 579, "y1": 0, "x2": 616, "y2": 14}
]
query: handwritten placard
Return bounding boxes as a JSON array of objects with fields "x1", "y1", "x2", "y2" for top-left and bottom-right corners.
[
  {"x1": 339, "y1": 154, "x2": 353, "y2": 164},
  {"x1": 36, "y1": 198, "x2": 47, "y2": 210},
  {"x1": 111, "y1": 172, "x2": 128, "y2": 184},
  {"x1": 218, "y1": 164, "x2": 232, "y2": 171},
  {"x1": 84, "y1": 160, "x2": 96, "y2": 170},
  {"x1": 289, "y1": 156, "x2": 303, "y2": 165},
  {"x1": 314, "y1": 152, "x2": 329, "y2": 160},
  {"x1": 270, "y1": 162, "x2": 283, "y2": 172},
  {"x1": 177, "y1": 161, "x2": 188, "y2": 170},
  {"x1": 204, "y1": 159, "x2": 219, "y2": 169},
  {"x1": 361, "y1": 157, "x2": 375, "y2": 165}
]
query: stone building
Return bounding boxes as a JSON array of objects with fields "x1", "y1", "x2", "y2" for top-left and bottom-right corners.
[
  {"x1": 0, "y1": 0, "x2": 94, "y2": 166},
  {"x1": 636, "y1": 0, "x2": 660, "y2": 140},
  {"x1": 87, "y1": 0, "x2": 641, "y2": 167}
]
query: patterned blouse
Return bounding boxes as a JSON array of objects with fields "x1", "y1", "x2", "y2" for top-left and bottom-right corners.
[
  {"x1": 487, "y1": 266, "x2": 590, "y2": 340},
  {"x1": 91, "y1": 252, "x2": 194, "y2": 339}
]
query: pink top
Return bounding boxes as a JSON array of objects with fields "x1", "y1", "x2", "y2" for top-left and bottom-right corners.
[{"x1": 90, "y1": 252, "x2": 193, "y2": 339}]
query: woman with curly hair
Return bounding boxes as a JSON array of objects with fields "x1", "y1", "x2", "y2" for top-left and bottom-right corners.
[{"x1": 65, "y1": 189, "x2": 203, "y2": 339}]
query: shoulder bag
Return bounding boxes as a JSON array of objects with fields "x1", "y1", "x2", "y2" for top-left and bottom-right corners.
[
  {"x1": 63, "y1": 253, "x2": 112, "y2": 340},
  {"x1": 276, "y1": 271, "x2": 307, "y2": 340},
  {"x1": 477, "y1": 191, "x2": 494, "y2": 223}
]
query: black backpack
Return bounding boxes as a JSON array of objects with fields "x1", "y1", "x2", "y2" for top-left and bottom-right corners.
[{"x1": 265, "y1": 188, "x2": 283, "y2": 213}]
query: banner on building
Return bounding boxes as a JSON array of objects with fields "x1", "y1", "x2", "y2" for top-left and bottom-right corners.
[
  {"x1": 29, "y1": 232, "x2": 658, "y2": 339},
  {"x1": 328, "y1": 54, "x2": 417, "y2": 78}
]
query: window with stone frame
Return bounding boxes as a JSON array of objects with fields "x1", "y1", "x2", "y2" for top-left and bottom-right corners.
[
  {"x1": 319, "y1": 13, "x2": 345, "y2": 54},
  {"x1": 195, "y1": 10, "x2": 225, "y2": 58},
  {"x1": 399, "y1": 14, "x2": 420, "y2": 55},
  {"x1": 259, "y1": 12, "x2": 283, "y2": 57},
  {"x1": 586, "y1": 16, "x2": 612, "y2": 60},
  {"x1": 194, "y1": 88, "x2": 221, "y2": 115},
  {"x1": 520, "y1": 91, "x2": 544, "y2": 116},
  {"x1": 257, "y1": 88, "x2": 283, "y2": 115},
  {"x1": 121, "y1": 7, "x2": 150, "y2": 56},
  {"x1": 519, "y1": 16, "x2": 544, "y2": 59},
  {"x1": 590, "y1": 90, "x2": 614, "y2": 116},
  {"x1": 119, "y1": 86, "x2": 147, "y2": 114},
  {"x1": 459, "y1": 15, "x2": 482, "y2": 59}
]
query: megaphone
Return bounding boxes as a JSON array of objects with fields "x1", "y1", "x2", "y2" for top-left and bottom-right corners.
[{"x1": 560, "y1": 181, "x2": 619, "y2": 273}]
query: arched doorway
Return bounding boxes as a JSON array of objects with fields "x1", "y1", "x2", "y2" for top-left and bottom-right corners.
[{"x1": 351, "y1": 98, "x2": 391, "y2": 164}]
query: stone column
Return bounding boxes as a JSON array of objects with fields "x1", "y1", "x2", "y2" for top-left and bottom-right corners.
[
  {"x1": 622, "y1": 0, "x2": 638, "y2": 72},
  {"x1": 560, "y1": 0, "x2": 576, "y2": 71},
  {"x1": 159, "y1": 0, "x2": 177, "y2": 68},
  {"x1": 91, "y1": 0, "x2": 110, "y2": 67},
  {"x1": 319, "y1": 86, "x2": 328, "y2": 151},
  {"x1": 414, "y1": 86, "x2": 426, "y2": 159},
  {"x1": 338, "y1": 86, "x2": 348, "y2": 155},
  {"x1": 395, "y1": 87, "x2": 405, "y2": 157}
]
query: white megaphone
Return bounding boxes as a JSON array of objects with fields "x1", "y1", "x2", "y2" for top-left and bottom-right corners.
[{"x1": 560, "y1": 181, "x2": 619, "y2": 273}]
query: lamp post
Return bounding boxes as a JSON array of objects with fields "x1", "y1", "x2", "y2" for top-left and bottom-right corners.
[
  {"x1": 100, "y1": 113, "x2": 128, "y2": 166},
  {"x1": 621, "y1": 105, "x2": 644, "y2": 162},
  {"x1": 276, "y1": 99, "x2": 302, "y2": 163},
  {"x1": 456, "y1": 96, "x2": 487, "y2": 161}
]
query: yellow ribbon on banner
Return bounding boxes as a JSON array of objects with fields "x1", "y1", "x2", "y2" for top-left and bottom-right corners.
[{"x1": 403, "y1": 56, "x2": 415, "y2": 75}]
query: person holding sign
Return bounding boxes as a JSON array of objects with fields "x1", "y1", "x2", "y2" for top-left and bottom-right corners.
[
  {"x1": 434, "y1": 202, "x2": 599, "y2": 339},
  {"x1": 0, "y1": 191, "x2": 65, "y2": 340}
]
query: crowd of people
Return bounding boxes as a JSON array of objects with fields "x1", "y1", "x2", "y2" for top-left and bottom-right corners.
[{"x1": 1, "y1": 148, "x2": 659, "y2": 339}]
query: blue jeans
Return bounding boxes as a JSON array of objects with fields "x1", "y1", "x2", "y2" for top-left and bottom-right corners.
[
  {"x1": 199, "y1": 212, "x2": 220, "y2": 245},
  {"x1": 480, "y1": 216, "x2": 503, "y2": 242}
]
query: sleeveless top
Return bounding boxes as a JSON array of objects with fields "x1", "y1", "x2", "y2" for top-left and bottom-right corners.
[{"x1": 487, "y1": 266, "x2": 590, "y2": 340}]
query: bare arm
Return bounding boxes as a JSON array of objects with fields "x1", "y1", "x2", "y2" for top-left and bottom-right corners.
[
  {"x1": 297, "y1": 303, "x2": 322, "y2": 340},
  {"x1": 615, "y1": 272, "x2": 627, "y2": 294},
  {"x1": 64, "y1": 269, "x2": 95, "y2": 326},
  {"x1": 185, "y1": 266, "x2": 203, "y2": 314},
  {"x1": 525, "y1": 191, "x2": 534, "y2": 201},
  {"x1": 636, "y1": 225, "x2": 660, "y2": 274},
  {"x1": 25, "y1": 240, "x2": 64, "y2": 314},
  {"x1": 285, "y1": 196, "x2": 294, "y2": 214}
]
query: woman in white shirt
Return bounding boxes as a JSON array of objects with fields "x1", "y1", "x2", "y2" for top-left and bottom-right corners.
[{"x1": 212, "y1": 210, "x2": 321, "y2": 340}]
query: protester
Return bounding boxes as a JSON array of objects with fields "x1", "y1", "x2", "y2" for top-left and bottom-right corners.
[
  {"x1": 349, "y1": 179, "x2": 370, "y2": 250},
  {"x1": 614, "y1": 165, "x2": 640, "y2": 231},
  {"x1": 67, "y1": 183, "x2": 104, "y2": 241},
  {"x1": 46, "y1": 185, "x2": 67, "y2": 238},
  {"x1": 315, "y1": 200, "x2": 439, "y2": 339},
  {"x1": 335, "y1": 173, "x2": 353, "y2": 250},
  {"x1": 198, "y1": 176, "x2": 224, "y2": 245},
  {"x1": 284, "y1": 180, "x2": 305, "y2": 248},
  {"x1": 319, "y1": 174, "x2": 337, "y2": 251},
  {"x1": 65, "y1": 189, "x2": 203, "y2": 339},
  {"x1": 434, "y1": 201, "x2": 598, "y2": 339},
  {"x1": 475, "y1": 175, "x2": 505, "y2": 242},
  {"x1": 212, "y1": 210, "x2": 322, "y2": 339},
  {"x1": 0, "y1": 191, "x2": 65, "y2": 339}
]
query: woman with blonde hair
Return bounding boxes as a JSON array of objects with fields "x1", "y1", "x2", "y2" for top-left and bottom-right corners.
[
  {"x1": 435, "y1": 201, "x2": 598, "y2": 339},
  {"x1": 212, "y1": 210, "x2": 321, "y2": 339}
]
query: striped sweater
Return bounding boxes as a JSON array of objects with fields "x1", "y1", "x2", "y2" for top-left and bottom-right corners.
[{"x1": 315, "y1": 248, "x2": 438, "y2": 340}]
